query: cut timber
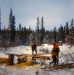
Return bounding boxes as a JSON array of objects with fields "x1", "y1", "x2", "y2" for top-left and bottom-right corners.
[
  {"x1": 0, "y1": 58, "x2": 7, "y2": 63},
  {"x1": 41, "y1": 63, "x2": 74, "y2": 71},
  {"x1": 5, "y1": 53, "x2": 51, "y2": 65},
  {"x1": 7, "y1": 54, "x2": 14, "y2": 66},
  {"x1": 17, "y1": 55, "x2": 27, "y2": 63},
  {"x1": 32, "y1": 54, "x2": 51, "y2": 65}
]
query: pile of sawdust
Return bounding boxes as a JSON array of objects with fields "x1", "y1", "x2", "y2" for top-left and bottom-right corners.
[{"x1": 16, "y1": 60, "x2": 34, "y2": 67}]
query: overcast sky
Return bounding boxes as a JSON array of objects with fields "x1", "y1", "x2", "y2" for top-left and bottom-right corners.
[{"x1": 0, "y1": 0, "x2": 74, "y2": 30}]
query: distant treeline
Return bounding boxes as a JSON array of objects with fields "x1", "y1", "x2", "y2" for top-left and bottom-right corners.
[{"x1": 0, "y1": 9, "x2": 74, "y2": 47}]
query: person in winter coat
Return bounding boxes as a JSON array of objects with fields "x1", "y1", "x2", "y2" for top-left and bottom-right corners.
[
  {"x1": 50, "y1": 43, "x2": 57, "y2": 66},
  {"x1": 50, "y1": 43, "x2": 60, "y2": 66},
  {"x1": 55, "y1": 44, "x2": 60, "y2": 65},
  {"x1": 31, "y1": 41, "x2": 37, "y2": 54}
]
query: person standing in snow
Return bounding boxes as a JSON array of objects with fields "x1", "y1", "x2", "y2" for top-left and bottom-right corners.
[
  {"x1": 31, "y1": 41, "x2": 37, "y2": 55},
  {"x1": 50, "y1": 43, "x2": 60, "y2": 66},
  {"x1": 55, "y1": 44, "x2": 60, "y2": 65},
  {"x1": 50, "y1": 43, "x2": 57, "y2": 66}
]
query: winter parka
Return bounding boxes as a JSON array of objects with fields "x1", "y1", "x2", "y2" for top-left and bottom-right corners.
[{"x1": 51, "y1": 44, "x2": 60, "y2": 57}]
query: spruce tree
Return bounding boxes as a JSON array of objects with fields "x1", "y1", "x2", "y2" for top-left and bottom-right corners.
[
  {"x1": 36, "y1": 17, "x2": 40, "y2": 45},
  {"x1": 36, "y1": 17, "x2": 39, "y2": 33},
  {"x1": 8, "y1": 9, "x2": 16, "y2": 44},
  {"x1": 67, "y1": 19, "x2": 74, "y2": 45},
  {"x1": 53, "y1": 27, "x2": 57, "y2": 43},
  {"x1": 59, "y1": 25, "x2": 65, "y2": 42},
  {"x1": 65, "y1": 22, "x2": 69, "y2": 35},
  {"x1": 40, "y1": 17, "x2": 45, "y2": 44}
]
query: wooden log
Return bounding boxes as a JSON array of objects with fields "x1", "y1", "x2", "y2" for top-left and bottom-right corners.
[
  {"x1": 7, "y1": 54, "x2": 14, "y2": 66},
  {"x1": 7, "y1": 58, "x2": 14, "y2": 65},
  {"x1": 0, "y1": 58, "x2": 7, "y2": 63}
]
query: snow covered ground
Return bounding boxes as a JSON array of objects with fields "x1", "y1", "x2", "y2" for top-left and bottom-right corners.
[{"x1": 0, "y1": 44, "x2": 74, "y2": 75}]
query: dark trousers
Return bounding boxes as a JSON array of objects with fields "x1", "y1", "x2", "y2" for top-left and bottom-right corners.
[
  {"x1": 32, "y1": 50, "x2": 37, "y2": 54},
  {"x1": 50, "y1": 55, "x2": 56, "y2": 66},
  {"x1": 56, "y1": 57, "x2": 59, "y2": 65}
]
